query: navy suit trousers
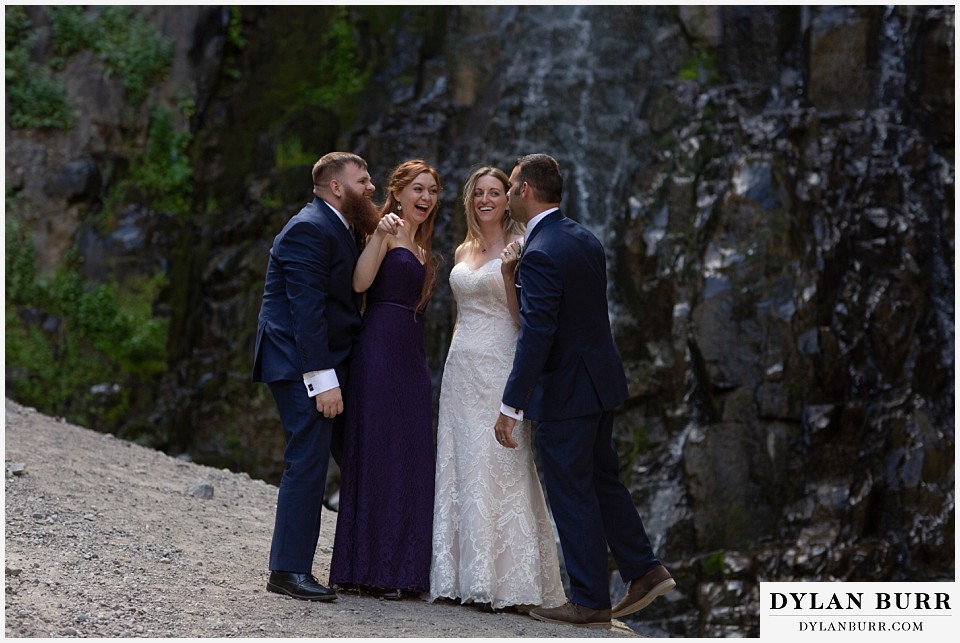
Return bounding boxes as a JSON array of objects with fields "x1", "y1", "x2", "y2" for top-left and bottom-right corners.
[
  {"x1": 267, "y1": 380, "x2": 340, "y2": 573},
  {"x1": 535, "y1": 410, "x2": 660, "y2": 609}
]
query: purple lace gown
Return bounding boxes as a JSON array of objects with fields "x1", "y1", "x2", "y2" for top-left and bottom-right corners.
[{"x1": 330, "y1": 247, "x2": 435, "y2": 593}]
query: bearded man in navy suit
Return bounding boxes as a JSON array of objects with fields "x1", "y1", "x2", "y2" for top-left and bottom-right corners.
[
  {"x1": 494, "y1": 153, "x2": 675, "y2": 626},
  {"x1": 253, "y1": 152, "x2": 379, "y2": 601}
]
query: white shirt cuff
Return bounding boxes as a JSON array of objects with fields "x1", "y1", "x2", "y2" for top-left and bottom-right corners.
[
  {"x1": 303, "y1": 369, "x2": 339, "y2": 397},
  {"x1": 500, "y1": 403, "x2": 524, "y2": 421}
]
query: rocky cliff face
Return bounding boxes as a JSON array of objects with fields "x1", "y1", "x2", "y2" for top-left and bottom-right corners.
[{"x1": 5, "y1": 5, "x2": 953, "y2": 636}]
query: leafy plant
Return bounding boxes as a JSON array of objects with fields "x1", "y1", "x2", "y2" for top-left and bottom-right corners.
[
  {"x1": 227, "y1": 5, "x2": 247, "y2": 49},
  {"x1": 624, "y1": 422, "x2": 652, "y2": 466},
  {"x1": 679, "y1": 47, "x2": 719, "y2": 85},
  {"x1": 48, "y1": 5, "x2": 92, "y2": 66},
  {"x1": 128, "y1": 105, "x2": 194, "y2": 216},
  {"x1": 6, "y1": 5, "x2": 174, "y2": 131},
  {"x1": 703, "y1": 550, "x2": 726, "y2": 579},
  {"x1": 4, "y1": 5, "x2": 28, "y2": 46},
  {"x1": 275, "y1": 137, "x2": 316, "y2": 169},
  {"x1": 93, "y1": 6, "x2": 173, "y2": 104},
  {"x1": 221, "y1": 5, "x2": 248, "y2": 81},
  {"x1": 5, "y1": 215, "x2": 37, "y2": 302},
  {"x1": 307, "y1": 6, "x2": 371, "y2": 109},
  {"x1": 5, "y1": 8, "x2": 74, "y2": 129},
  {"x1": 5, "y1": 214, "x2": 168, "y2": 426}
]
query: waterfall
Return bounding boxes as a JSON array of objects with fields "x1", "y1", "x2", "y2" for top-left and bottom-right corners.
[
  {"x1": 8, "y1": 6, "x2": 952, "y2": 636},
  {"x1": 481, "y1": 6, "x2": 671, "y2": 322},
  {"x1": 878, "y1": 6, "x2": 907, "y2": 111}
]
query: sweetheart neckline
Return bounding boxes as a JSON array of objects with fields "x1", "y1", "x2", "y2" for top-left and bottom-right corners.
[
  {"x1": 387, "y1": 245, "x2": 425, "y2": 266},
  {"x1": 453, "y1": 257, "x2": 501, "y2": 273}
]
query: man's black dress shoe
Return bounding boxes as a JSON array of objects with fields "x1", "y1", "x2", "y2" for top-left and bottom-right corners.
[{"x1": 267, "y1": 571, "x2": 338, "y2": 601}]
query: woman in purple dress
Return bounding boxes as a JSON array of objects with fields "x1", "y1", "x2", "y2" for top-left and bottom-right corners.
[{"x1": 330, "y1": 159, "x2": 442, "y2": 599}]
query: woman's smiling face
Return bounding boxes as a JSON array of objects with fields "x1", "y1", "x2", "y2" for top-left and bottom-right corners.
[
  {"x1": 396, "y1": 172, "x2": 439, "y2": 223},
  {"x1": 473, "y1": 174, "x2": 507, "y2": 224}
]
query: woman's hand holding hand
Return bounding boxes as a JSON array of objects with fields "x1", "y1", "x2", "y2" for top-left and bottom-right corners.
[
  {"x1": 376, "y1": 212, "x2": 404, "y2": 237},
  {"x1": 500, "y1": 241, "x2": 522, "y2": 279}
]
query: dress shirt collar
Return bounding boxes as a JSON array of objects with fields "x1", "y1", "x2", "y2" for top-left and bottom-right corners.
[
  {"x1": 524, "y1": 207, "x2": 559, "y2": 244},
  {"x1": 322, "y1": 199, "x2": 351, "y2": 230}
]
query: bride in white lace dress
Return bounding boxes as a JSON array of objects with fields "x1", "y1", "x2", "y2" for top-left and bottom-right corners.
[{"x1": 430, "y1": 167, "x2": 565, "y2": 611}]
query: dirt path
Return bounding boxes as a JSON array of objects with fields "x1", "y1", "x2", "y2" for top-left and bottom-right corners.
[{"x1": 3, "y1": 398, "x2": 639, "y2": 638}]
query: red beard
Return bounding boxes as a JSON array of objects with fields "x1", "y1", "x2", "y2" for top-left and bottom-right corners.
[{"x1": 340, "y1": 187, "x2": 380, "y2": 236}]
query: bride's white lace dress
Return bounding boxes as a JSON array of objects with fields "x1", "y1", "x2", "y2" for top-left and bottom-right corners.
[{"x1": 429, "y1": 258, "x2": 565, "y2": 610}]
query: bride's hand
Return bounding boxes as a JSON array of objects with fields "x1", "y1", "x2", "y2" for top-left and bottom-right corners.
[{"x1": 500, "y1": 241, "x2": 522, "y2": 278}]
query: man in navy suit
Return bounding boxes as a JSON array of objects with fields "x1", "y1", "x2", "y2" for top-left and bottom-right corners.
[
  {"x1": 494, "y1": 153, "x2": 675, "y2": 626},
  {"x1": 253, "y1": 152, "x2": 378, "y2": 601}
]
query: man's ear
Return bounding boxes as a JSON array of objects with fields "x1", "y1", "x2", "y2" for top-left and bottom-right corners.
[{"x1": 328, "y1": 178, "x2": 342, "y2": 199}]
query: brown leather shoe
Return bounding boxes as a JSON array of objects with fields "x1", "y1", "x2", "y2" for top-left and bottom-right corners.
[
  {"x1": 611, "y1": 564, "x2": 676, "y2": 617},
  {"x1": 529, "y1": 602, "x2": 611, "y2": 626}
]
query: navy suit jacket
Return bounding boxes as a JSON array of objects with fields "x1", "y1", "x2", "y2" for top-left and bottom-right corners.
[
  {"x1": 502, "y1": 210, "x2": 628, "y2": 421},
  {"x1": 253, "y1": 197, "x2": 362, "y2": 384}
]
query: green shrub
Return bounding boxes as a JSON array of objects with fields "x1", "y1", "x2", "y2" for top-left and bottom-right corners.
[
  {"x1": 703, "y1": 550, "x2": 726, "y2": 579},
  {"x1": 48, "y1": 5, "x2": 93, "y2": 65},
  {"x1": 5, "y1": 217, "x2": 168, "y2": 425},
  {"x1": 5, "y1": 215, "x2": 37, "y2": 302},
  {"x1": 308, "y1": 6, "x2": 371, "y2": 109},
  {"x1": 627, "y1": 423, "x2": 652, "y2": 463},
  {"x1": 6, "y1": 5, "x2": 174, "y2": 130},
  {"x1": 6, "y1": 307, "x2": 64, "y2": 409},
  {"x1": 275, "y1": 137, "x2": 316, "y2": 169},
  {"x1": 5, "y1": 5, "x2": 28, "y2": 45},
  {"x1": 679, "y1": 48, "x2": 719, "y2": 85},
  {"x1": 221, "y1": 6, "x2": 247, "y2": 81},
  {"x1": 5, "y1": 72, "x2": 74, "y2": 129},
  {"x1": 128, "y1": 105, "x2": 194, "y2": 216},
  {"x1": 227, "y1": 5, "x2": 247, "y2": 49},
  {"x1": 93, "y1": 6, "x2": 173, "y2": 104},
  {"x1": 5, "y1": 9, "x2": 74, "y2": 130}
]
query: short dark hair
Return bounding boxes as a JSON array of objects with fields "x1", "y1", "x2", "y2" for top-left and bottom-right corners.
[
  {"x1": 312, "y1": 152, "x2": 367, "y2": 187},
  {"x1": 515, "y1": 153, "x2": 562, "y2": 203}
]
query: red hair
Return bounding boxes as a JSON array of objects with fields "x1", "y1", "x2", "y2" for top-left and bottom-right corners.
[{"x1": 380, "y1": 159, "x2": 443, "y2": 313}]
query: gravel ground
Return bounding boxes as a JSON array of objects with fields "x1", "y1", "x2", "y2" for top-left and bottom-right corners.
[{"x1": 3, "y1": 398, "x2": 640, "y2": 638}]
